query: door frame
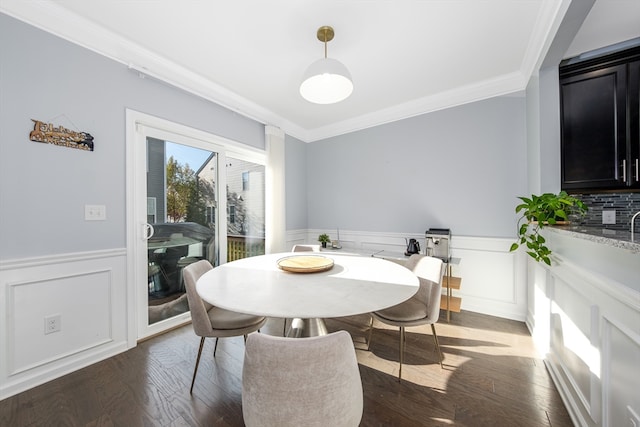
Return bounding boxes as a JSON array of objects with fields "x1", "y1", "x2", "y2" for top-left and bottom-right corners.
[{"x1": 125, "y1": 109, "x2": 266, "y2": 341}]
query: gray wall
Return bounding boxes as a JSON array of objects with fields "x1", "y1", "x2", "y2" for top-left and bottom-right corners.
[
  {"x1": 538, "y1": 66, "x2": 563, "y2": 193},
  {"x1": 6, "y1": 6, "x2": 630, "y2": 259},
  {"x1": 306, "y1": 97, "x2": 528, "y2": 238},
  {"x1": 0, "y1": 14, "x2": 264, "y2": 260},
  {"x1": 284, "y1": 135, "x2": 308, "y2": 230},
  {"x1": 524, "y1": 66, "x2": 563, "y2": 197},
  {"x1": 146, "y1": 137, "x2": 166, "y2": 223}
]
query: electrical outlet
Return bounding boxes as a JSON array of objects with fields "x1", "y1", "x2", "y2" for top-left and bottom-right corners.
[
  {"x1": 44, "y1": 314, "x2": 61, "y2": 334},
  {"x1": 85, "y1": 204, "x2": 106, "y2": 221},
  {"x1": 602, "y1": 210, "x2": 616, "y2": 225}
]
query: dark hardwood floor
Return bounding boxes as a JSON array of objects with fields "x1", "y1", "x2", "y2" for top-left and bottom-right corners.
[{"x1": 0, "y1": 311, "x2": 573, "y2": 426}]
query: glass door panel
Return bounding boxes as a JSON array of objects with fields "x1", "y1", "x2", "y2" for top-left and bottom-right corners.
[
  {"x1": 146, "y1": 138, "x2": 218, "y2": 325},
  {"x1": 225, "y1": 156, "x2": 265, "y2": 261},
  {"x1": 129, "y1": 111, "x2": 266, "y2": 341}
]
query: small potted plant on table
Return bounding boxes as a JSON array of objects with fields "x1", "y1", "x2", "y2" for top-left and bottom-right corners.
[
  {"x1": 510, "y1": 191, "x2": 587, "y2": 265},
  {"x1": 318, "y1": 233, "x2": 331, "y2": 248}
]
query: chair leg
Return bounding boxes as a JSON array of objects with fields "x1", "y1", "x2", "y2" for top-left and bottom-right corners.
[
  {"x1": 283, "y1": 318, "x2": 287, "y2": 336},
  {"x1": 190, "y1": 336, "x2": 206, "y2": 394},
  {"x1": 213, "y1": 337, "x2": 219, "y2": 357},
  {"x1": 366, "y1": 316, "x2": 375, "y2": 351},
  {"x1": 431, "y1": 324, "x2": 444, "y2": 369},
  {"x1": 398, "y1": 326, "x2": 405, "y2": 381}
]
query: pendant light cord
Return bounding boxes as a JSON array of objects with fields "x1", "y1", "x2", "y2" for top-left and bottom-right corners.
[{"x1": 323, "y1": 28, "x2": 328, "y2": 58}]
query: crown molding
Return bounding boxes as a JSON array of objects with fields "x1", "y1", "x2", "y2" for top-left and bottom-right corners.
[
  {"x1": 303, "y1": 71, "x2": 527, "y2": 142},
  {"x1": 1, "y1": 0, "x2": 542, "y2": 144},
  {"x1": 521, "y1": 0, "x2": 572, "y2": 77},
  {"x1": 0, "y1": 1, "x2": 297, "y2": 130}
]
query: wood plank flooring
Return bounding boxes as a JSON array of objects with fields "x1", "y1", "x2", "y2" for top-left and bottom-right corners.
[{"x1": 0, "y1": 311, "x2": 574, "y2": 426}]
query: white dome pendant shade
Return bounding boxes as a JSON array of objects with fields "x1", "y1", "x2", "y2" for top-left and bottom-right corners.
[
  {"x1": 300, "y1": 26, "x2": 353, "y2": 104},
  {"x1": 300, "y1": 58, "x2": 353, "y2": 104}
]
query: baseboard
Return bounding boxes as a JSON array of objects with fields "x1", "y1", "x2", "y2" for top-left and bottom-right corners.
[
  {"x1": 0, "y1": 341, "x2": 129, "y2": 401},
  {"x1": 544, "y1": 358, "x2": 589, "y2": 427},
  {"x1": 0, "y1": 249, "x2": 129, "y2": 401}
]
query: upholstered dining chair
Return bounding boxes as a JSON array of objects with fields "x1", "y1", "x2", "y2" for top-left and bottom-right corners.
[
  {"x1": 242, "y1": 331, "x2": 363, "y2": 427},
  {"x1": 367, "y1": 254, "x2": 445, "y2": 380},
  {"x1": 291, "y1": 244, "x2": 321, "y2": 252},
  {"x1": 183, "y1": 260, "x2": 266, "y2": 394}
]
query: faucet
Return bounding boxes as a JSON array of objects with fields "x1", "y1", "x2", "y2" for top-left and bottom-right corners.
[{"x1": 632, "y1": 211, "x2": 640, "y2": 242}]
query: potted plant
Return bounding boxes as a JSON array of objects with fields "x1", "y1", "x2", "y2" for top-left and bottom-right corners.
[
  {"x1": 510, "y1": 191, "x2": 587, "y2": 265},
  {"x1": 318, "y1": 233, "x2": 331, "y2": 248}
]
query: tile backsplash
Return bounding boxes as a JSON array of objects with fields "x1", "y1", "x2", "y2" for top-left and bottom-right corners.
[{"x1": 571, "y1": 192, "x2": 640, "y2": 230}]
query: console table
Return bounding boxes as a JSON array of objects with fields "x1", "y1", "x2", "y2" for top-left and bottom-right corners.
[{"x1": 441, "y1": 257, "x2": 462, "y2": 322}]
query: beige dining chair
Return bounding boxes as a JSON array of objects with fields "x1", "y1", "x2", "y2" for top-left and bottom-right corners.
[
  {"x1": 183, "y1": 260, "x2": 267, "y2": 394},
  {"x1": 242, "y1": 331, "x2": 363, "y2": 427},
  {"x1": 291, "y1": 244, "x2": 321, "y2": 252},
  {"x1": 367, "y1": 254, "x2": 445, "y2": 380}
]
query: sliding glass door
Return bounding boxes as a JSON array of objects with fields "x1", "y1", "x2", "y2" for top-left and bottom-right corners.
[
  {"x1": 127, "y1": 110, "x2": 267, "y2": 340},
  {"x1": 225, "y1": 155, "x2": 265, "y2": 261},
  {"x1": 146, "y1": 138, "x2": 218, "y2": 326}
]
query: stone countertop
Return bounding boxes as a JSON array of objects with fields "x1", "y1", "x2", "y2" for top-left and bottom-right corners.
[{"x1": 549, "y1": 226, "x2": 640, "y2": 254}]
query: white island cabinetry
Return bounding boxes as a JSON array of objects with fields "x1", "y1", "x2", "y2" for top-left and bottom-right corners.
[{"x1": 526, "y1": 228, "x2": 640, "y2": 427}]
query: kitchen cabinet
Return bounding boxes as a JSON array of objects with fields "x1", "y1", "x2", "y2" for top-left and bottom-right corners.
[
  {"x1": 527, "y1": 228, "x2": 640, "y2": 427},
  {"x1": 630, "y1": 59, "x2": 640, "y2": 186},
  {"x1": 559, "y1": 46, "x2": 640, "y2": 191}
]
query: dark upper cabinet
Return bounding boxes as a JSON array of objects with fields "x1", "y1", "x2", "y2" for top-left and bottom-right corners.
[
  {"x1": 629, "y1": 59, "x2": 640, "y2": 188},
  {"x1": 560, "y1": 47, "x2": 640, "y2": 192}
]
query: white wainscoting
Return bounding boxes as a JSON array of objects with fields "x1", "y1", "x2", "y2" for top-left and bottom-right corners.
[
  {"x1": 0, "y1": 231, "x2": 529, "y2": 400},
  {"x1": 0, "y1": 249, "x2": 129, "y2": 400},
  {"x1": 527, "y1": 252, "x2": 640, "y2": 427},
  {"x1": 287, "y1": 229, "x2": 527, "y2": 321}
]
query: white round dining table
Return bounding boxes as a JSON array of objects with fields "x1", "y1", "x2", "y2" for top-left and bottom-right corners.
[{"x1": 196, "y1": 252, "x2": 419, "y2": 336}]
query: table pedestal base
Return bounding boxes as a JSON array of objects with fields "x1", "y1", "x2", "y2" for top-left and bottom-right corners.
[{"x1": 287, "y1": 318, "x2": 328, "y2": 337}]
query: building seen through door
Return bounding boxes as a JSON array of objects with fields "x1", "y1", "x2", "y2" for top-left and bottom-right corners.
[{"x1": 146, "y1": 138, "x2": 265, "y2": 325}]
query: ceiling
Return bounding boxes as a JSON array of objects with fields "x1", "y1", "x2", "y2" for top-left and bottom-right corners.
[{"x1": 2, "y1": 0, "x2": 639, "y2": 142}]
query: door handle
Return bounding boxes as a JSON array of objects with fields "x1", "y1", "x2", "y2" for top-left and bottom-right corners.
[
  {"x1": 636, "y1": 158, "x2": 639, "y2": 182},
  {"x1": 622, "y1": 159, "x2": 627, "y2": 183},
  {"x1": 144, "y1": 223, "x2": 155, "y2": 240}
]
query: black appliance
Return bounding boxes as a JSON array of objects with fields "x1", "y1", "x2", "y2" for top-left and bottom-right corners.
[{"x1": 405, "y1": 238, "x2": 421, "y2": 256}]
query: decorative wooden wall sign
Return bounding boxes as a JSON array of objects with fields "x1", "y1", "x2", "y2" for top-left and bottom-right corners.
[{"x1": 29, "y1": 119, "x2": 94, "y2": 151}]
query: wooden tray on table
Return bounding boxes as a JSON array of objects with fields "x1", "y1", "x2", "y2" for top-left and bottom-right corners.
[{"x1": 277, "y1": 255, "x2": 334, "y2": 273}]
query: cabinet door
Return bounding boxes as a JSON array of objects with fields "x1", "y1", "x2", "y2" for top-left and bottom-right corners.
[
  {"x1": 629, "y1": 60, "x2": 640, "y2": 188},
  {"x1": 560, "y1": 64, "x2": 628, "y2": 191}
]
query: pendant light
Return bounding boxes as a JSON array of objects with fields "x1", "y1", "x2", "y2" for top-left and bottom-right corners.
[{"x1": 300, "y1": 26, "x2": 353, "y2": 104}]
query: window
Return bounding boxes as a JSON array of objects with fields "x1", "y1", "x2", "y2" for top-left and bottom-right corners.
[
  {"x1": 242, "y1": 171, "x2": 250, "y2": 191},
  {"x1": 147, "y1": 197, "x2": 157, "y2": 223},
  {"x1": 206, "y1": 206, "x2": 215, "y2": 225},
  {"x1": 229, "y1": 205, "x2": 236, "y2": 224}
]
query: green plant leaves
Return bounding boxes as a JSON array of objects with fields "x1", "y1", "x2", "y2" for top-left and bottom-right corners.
[{"x1": 511, "y1": 191, "x2": 588, "y2": 265}]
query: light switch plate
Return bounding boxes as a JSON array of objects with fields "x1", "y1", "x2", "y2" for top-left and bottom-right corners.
[
  {"x1": 602, "y1": 210, "x2": 616, "y2": 225},
  {"x1": 85, "y1": 204, "x2": 106, "y2": 221}
]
